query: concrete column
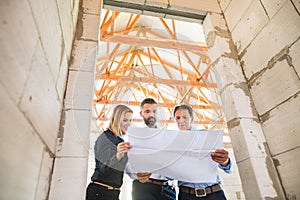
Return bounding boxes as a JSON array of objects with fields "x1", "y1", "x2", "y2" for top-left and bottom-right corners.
[
  {"x1": 48, "y1": 0, "x2": 102, "y2": 199},
  {"x1": 202, "y1": 12, "x2": 285, "y2": 199}
]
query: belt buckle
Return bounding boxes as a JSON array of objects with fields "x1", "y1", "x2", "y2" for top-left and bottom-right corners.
[{"x1": 195, "y1": 188, "x2": 206, "y2": 197}]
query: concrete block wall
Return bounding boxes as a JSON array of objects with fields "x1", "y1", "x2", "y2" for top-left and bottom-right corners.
[
  {"x1": 48, "y1": 0, "x2": 101, "y2": 199},
  {"x1": 0, "y1": 0, "x2": 79, "y2": 199},
  {"x1": 219, "y1": 0, "x2": 300, "y2": 199},
  {"x1": 203, "y1": 11, "x2": 284, "y2": 199},
  {"x1": 221, "y1": 148, "x2": 246, "y2": 199}
]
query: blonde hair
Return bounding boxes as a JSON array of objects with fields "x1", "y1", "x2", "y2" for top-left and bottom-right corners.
[{"x1": 108, "y1": 104, "x2": 133, "y2": 137}]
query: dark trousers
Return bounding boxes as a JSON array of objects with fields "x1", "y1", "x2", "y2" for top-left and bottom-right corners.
[
  {"x1": 178, "y1": 190, "x2": 227, "y2": 200},
  {"x1": 132, "y1": 180, "x2": 176, "y2": 200},
  {"x1": 86, "y1": 182, "x2": 120, "y2": 200}
]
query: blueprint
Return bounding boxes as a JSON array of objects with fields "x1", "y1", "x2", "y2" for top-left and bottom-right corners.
[{"x1": 126, "y1": 127, "x2": 224, "y2": 182}]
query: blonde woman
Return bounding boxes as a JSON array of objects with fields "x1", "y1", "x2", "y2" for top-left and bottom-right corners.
[{"x1": 86, "y1": 105, "x2": 133, "y2": 200}]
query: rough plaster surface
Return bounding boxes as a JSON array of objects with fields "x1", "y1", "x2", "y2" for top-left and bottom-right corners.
[
  {"x1": 223, "y1": 0, "x2": 254, "y2": 31},
  {"x1": 81, "y1": 13, "x2": 101, "y2": 41},
  {"x1": 289, "y1": 39, "x2": 300, "y2": 77},
  {"x1": 212, "y1": 57, "x2": 245, "y2": 91},
  {"x1": 56, "y1": 53, "x2": 69, "y2": 102},
  {"x1": 0, "y1": 86, "x2": 45, "y2": 200},
  {"x1": 0, "y1": 0, "x2": 39, "y2": 103},
  {"x1": 228, "y1": 118, "x2": 266, "y2": 162},
  {"x1": 262, "y1": 94, "x2": 300, "y2": 155},
  {"x1": 204, "y1": 10, "x2": 286, "y2": 199},
  {"x1": 291, "y1": 0, "x2": 300, "y2": 13},
  {"x1": 57, "y1": 0, "x2": 79, "y2": 59},
  {"x1": 49, "y1": 1, "x2": 100, "y2": 199},
  {"x1": 223, "y1": 1, "x2": 300, "y2": 199},
  {"x1": 249, "y1": 56, "x2": 300, "y2": 115},
  {"x1": 219, "y1": 0, "x2": 232, "y2": 12},
  {"x1": 274, "y1": 148, "x2": 300, "y2": 199},
  {"x1": 56, "y1": 109, "x2": 91, "y2": 157},
  {"x1": 19, "y1": 42, "x2": 61, "y2": 153},
  {"x1": 260, "y1": 0, "x2": 287, "y2": 19},
  {"x1": 83, "y1": 0, "x2": 102, "y2": 15},
  {"x1": 64, "y1": 70, "x2": 95, "y2": 110},
  {"x1": 35, "y1": 150, "x2": 54, "y2": 200},
  {"x1": 70, "y1": 40, "x2": 98, "y2": 71},
  {"x1": 29, "y1": 0, "x2": 64, "y2": 83},
  {"x1": 0, "y1": 0, "x2": 81, "y2": 199},
  {"x1": 202, "y1": 13, "x2": 234, "y2": 63},
  {"x1": 220, "y1": 148, "x2": 246, "y2": 199},
  {"x1": 49, "y1": 157, "x2": 89, "y2": 200},
  {"x1": 241, "y1": 1, "x2": 300, "y2": 79},
  {"x1": 220, "y1": 84, "x2": 256, "y2": 121},
  {"x1": 231, "y1": 0, "x2": 268, "y2": 54},
  {"x1": 237, "y1": 157, "x2": 281, "y2": 199}
]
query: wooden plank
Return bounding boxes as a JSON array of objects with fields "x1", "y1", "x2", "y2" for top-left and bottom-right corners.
[
  {"x1": 101, "y1": 34, "x2": 208, "y2": 52},
  {"x1": 95, "y1": 100, "x2": 222, "y2": 110},
  {"x1": 97, "y1": 74, "x2": 218, "y2": 88}
]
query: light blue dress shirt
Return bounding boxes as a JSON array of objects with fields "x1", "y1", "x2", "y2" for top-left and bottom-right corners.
[{"x1": 178, "y1": 158, "x2": 232, "y2": 188}]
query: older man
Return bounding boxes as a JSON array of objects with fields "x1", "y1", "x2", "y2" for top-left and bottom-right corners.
[{"x1": 173, "y1": 104, "x2": 231, "y2": 200}]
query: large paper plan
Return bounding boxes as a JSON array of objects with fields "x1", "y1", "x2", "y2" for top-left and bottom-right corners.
[{"x1": 126, "y1": 127, "x2": 224, "y2": 182}]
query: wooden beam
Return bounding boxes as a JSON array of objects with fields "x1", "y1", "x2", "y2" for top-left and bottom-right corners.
[
  {"x1": 159, "y1": 18, "x2": 175, "y2": 39},
  {"x1": 101, "y1": 34, "x2": 208, "y2": 52},
  {"x1": 97, "y1": 74, "x2": 217, "y2": 88},
  {"x1": 95, "y1": 100, "x2": 222, "y2": 110},
  {"x1": 100, "y1": 11, "x2": 120, "y2": 35}
]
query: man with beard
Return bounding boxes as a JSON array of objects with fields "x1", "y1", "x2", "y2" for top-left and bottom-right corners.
[{"x1": 129, "y1": 98, "x2": 176, "y2": 200}]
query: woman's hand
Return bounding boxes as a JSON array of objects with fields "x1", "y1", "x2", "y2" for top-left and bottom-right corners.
[
  {"x1": 211, "y1": 149, "x2": 229, "y2": 166},
  {"x1": 116, "y1": 142, "x2": 132, "y2": 161}
]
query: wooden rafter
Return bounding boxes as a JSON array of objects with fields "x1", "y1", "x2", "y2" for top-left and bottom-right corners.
[
  {"x1": 101, "y1": 34, "x2": 208, "y2": 52},
  {"x1": 95, "y1": 100, "x2": 222, "y2": 110},
  {"x1": 159, "y1": 18, "x2": 176, "y2": 39},
  {"x1": 100, "y1": 11, "x2": 120, "y2": 36},
  {"x1": 97, "y1": 74, "x2": 217, "y2": 88}
]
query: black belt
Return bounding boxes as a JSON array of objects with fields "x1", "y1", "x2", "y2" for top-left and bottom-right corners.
[
  {"x1": 146, "y1": 178, "x2": 168, "y2": 186},
  {"x1": 179, "y1": 184, "x2": 222, "y2": 197}
]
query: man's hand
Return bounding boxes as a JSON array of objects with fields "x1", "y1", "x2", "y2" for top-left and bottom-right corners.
[
  {"x1": 211, "y1": 149, "x2": 229, "y2": 166},
  {"x1": 137, "y1": 172, "x2": 152, "y2": 183}
]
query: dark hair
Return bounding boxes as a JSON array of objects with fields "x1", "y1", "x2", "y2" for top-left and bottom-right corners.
[
  {"x1": 173, "y1": 104, "x2": 193, "y2": 118},
  {"x1": 140, "y1": 98, "x2": 157, "y2": 109}
]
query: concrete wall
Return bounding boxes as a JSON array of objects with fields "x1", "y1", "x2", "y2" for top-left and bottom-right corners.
[
  {"x1": 219, "y1": 0, "x2": 300, "y2": 199},
  {"x1": 203, "y1": 11, "x2": 283, "y2": 199},
  {"x1": 48, "y1": 0, "x2": 101, "y2": 199},
  {"x1": 0, "y1": 0, "x2": 79, "y2": 199}
]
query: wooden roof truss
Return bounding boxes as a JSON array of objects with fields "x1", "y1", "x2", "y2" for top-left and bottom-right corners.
[{"x1": 93, "y1": 10, "x2": 226, "y2": 132}]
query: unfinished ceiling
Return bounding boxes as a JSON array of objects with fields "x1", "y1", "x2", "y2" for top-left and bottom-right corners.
[
  {"x1": 102, "y1": 0, "x2": 207, "y2": 23},
  {"x1": 93, "y1": 3, "x2": 226, "y2": 132}
]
